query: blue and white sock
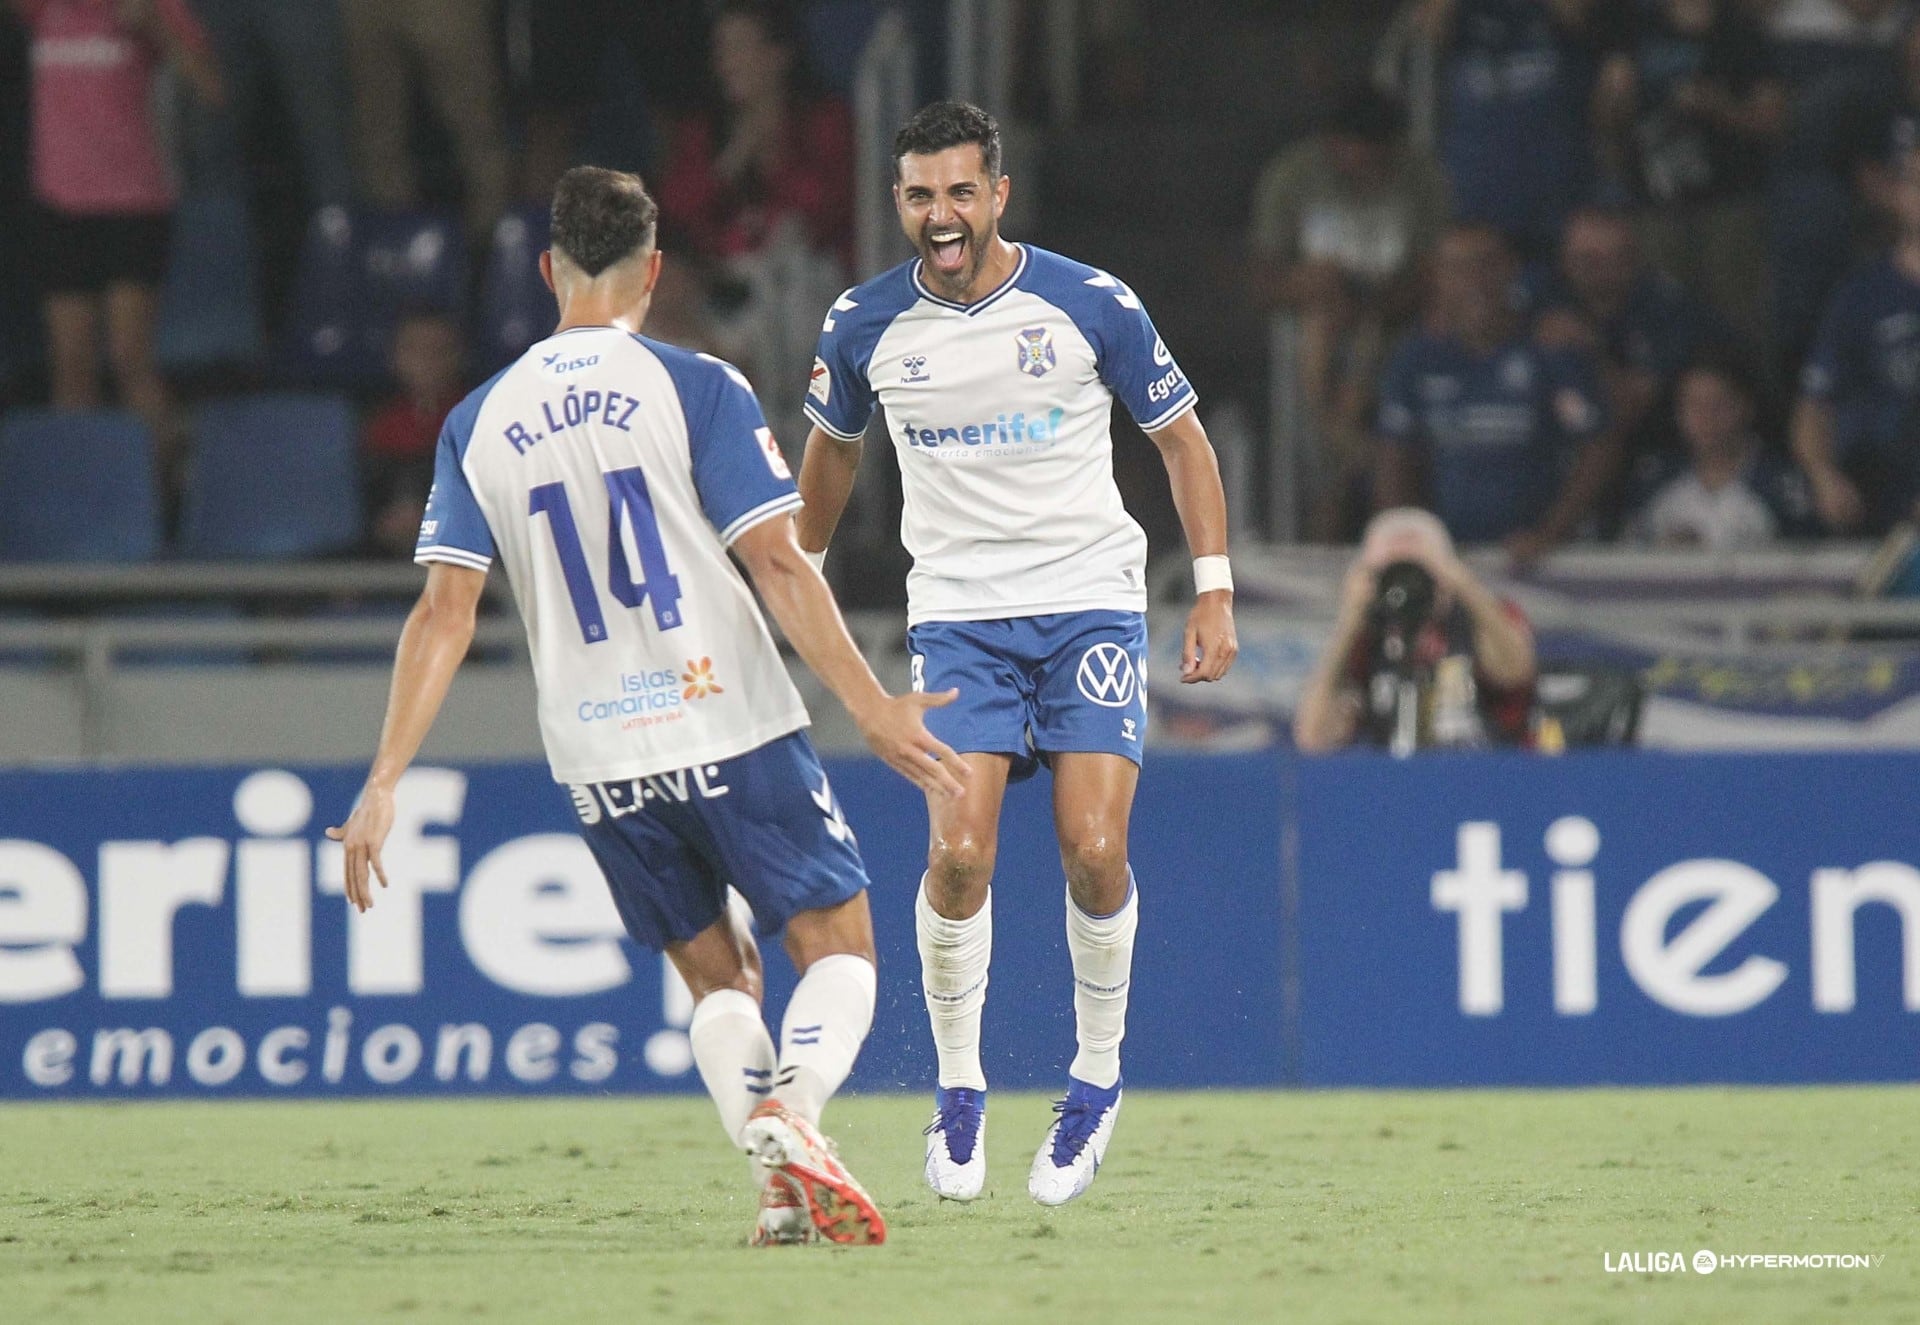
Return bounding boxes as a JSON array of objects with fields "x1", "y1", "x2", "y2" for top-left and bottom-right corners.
[
  {"x1": 916, "y1": 876, "x2": 992, "y2": 1091},
  {"x1": 1065, "y1": 876, "x2": 1138, "y2": 1090},
  {"x1": 688, "y1": 987, "x2": 776, "y2": 1146},
  {"x1": 773, "y1": 953, "x2": 877, "y2": 1125}
]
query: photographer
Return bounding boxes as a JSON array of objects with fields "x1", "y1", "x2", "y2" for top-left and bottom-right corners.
[{"x1": 1294, "y1": 509, "x2": 1538, "y2": 754}]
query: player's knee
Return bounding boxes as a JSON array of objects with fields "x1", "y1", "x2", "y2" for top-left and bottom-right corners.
[
  {"x1": 926, "y1": 835, "x2": 995, "y2": 905},
  {"x1": 1060, "y1": 832, "x2": 1128, "y2": 896}
]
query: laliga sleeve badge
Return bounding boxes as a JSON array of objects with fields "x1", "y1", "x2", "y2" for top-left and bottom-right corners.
[
  {"x1": 808, "y1": 357, "x2": 831, "y2": 405},
  {"x1": 756, "y1": 426, "x2": 792, "y2": 480}
]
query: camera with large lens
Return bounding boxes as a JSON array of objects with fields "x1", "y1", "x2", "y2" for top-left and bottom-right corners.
[{"x1": 1371, "y1": 560, "x2": 1436, "y2": 640}]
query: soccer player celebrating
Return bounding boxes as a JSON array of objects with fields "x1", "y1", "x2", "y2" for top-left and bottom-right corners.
[
  {"x1": 796, "y1": 102, "x2": 1238, "y2": 1205},
  {"x1": 327, "y1": 167, "x2": 969, "y2": 1247}
]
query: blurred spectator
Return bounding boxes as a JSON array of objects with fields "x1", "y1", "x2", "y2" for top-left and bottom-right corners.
[
  {"x1": 185, "y1": 0, "x2": 351, "y2": 211},
  {"x1": 507, "y1": 0, "x2": 709, "y2": 201},
  {"x1": 1792, "y1": 148, "x2": 1920, "y2": 533},
  {"x1": 1294, "y1": 507, "x2": 1538, "y2": 753},
  {"x1": 1249, "y1": 87, "x2": 1451, "y2": 540},
  {"x1": 1628, "y1": 358, "x2": 1815, "y2": 547},
  {"x1": 1375, "y1": 223, "x2": 1615, "y2": 562},
  {"x1": 360, "y1": 309, "x2": 465, "y2": 557},
  {"x1": 1420, "y1": 0, "x2": 1618, "y2": 258},
  {"x1": 657, "y1": 1, "x2": 853, "y2": 270},
  {"x1": 1594, "y1": 0, "x2": 1787, "y2": 350},
  {"x1": 1527, "y1": 204, "x2": 1732, "y2": 450},
  {"x1": 16, "y1": 0, "x2": 223, "y2": 440},
  {"x1": 656, "y1": 0, "x2": 852, "y2": 451},
  {"x1": 340, "y1": 0, "x2": 508, "y2": 240},
  {"x1": 1843, "y1": 20, "x2": 1920, "y2": 229}
]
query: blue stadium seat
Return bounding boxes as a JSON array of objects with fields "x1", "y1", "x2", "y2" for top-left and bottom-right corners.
[
  {"x1": 277, "y1": 207, "x2": 468, "y2": 388},
  {"x1": 179, "y1": 393, "x2": 363, "y2": 559},
  {"x1": 278, "y1": 206, "x2": 368, "y2": 386},
  {"x1": 157, "y1": 189, "x2": 263, "y2": 370},
  {"x1": 476, "y1": 203, "x2": 556, "y2": 372},
  {"x1": 0, "y1": 409, "x2": 160, "y2": 562}
]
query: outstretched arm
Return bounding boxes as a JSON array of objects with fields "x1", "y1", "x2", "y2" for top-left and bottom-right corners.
[
  {"x1": 1147, "y1": 408, "x2": 1239, "y2": 683},
  {"x1": 733, "y1": 513, "x2": 967, "y2": 800},
  {"x1": 326, "y1": 562, "x2": 486, "y2": 911},
  {"x1": 795, "y1": 425, "x2": 862, "y2": 559}
]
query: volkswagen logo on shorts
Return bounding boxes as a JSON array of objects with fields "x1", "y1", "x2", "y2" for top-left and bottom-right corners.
[{"x1": 1076, "y1": 642, "x2": 1137, "y2": 707}]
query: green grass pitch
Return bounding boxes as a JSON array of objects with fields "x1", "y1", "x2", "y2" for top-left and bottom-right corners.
[{"x1": 3, "y1": 1087, "x2": 1916, "y2": 1323}]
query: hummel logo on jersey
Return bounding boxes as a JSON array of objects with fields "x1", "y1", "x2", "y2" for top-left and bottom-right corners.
[
  {"x1": 811, "y1": 772, "x2": 855, "y2": 844},
  {"x1": 902, "y1": 355, "x2": 930, "y2": 383},
  {"x1": 1076, "y1": 643, "x2": 1138, "y2": 707},
  {"x1": 1016, "y1": 328, "x2": 1057, "y2": 378}
]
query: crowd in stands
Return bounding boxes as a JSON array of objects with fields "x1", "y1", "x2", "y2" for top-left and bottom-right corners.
[
  {"x1": 0, "y1": 0, "x2": 855, "y2": 563},
  {"x1": 1255, "y1": 0, "x2": 1920, "y2": 559},
  {"x1": 10, "y1": 0, "x2": 1920, "y2": 575}
]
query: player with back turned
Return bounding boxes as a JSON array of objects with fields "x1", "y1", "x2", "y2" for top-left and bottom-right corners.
[
  {"x1": 796, "y1": 102, "x2": 1239, "y2": 1205},
  {"x1": 326, "y1": 166, "x2": 969, "y2": 1247}
]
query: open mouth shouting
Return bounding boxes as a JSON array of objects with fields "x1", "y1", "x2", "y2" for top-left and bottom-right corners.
[{"x1": 924, "y1": 224, "x2": 970, "y2": 278}]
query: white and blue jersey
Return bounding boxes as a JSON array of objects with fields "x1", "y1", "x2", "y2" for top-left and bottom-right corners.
[
  {"x1": 805, "y1": 243, "x2": 1197, "y2": 626},
  {"x1": 416, "y1": 326, "x2": 810, "y2": 786}
]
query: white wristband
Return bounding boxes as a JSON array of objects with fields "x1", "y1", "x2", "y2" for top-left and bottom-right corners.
[
  {"x1": 1193, "y1": 555, "x2": 1233, "y2": 595},
  {"x1": 803, "y1": 549, "x2": 827, "y2": 573}
]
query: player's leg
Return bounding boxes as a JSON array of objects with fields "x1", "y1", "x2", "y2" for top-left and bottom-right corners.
[
  {"x1": 666, "y1": 896, "x2": 778, "y2": 1151},
  {"x1": 916, "y1": 752, "x2": 1010, "y2": 1199},
  {"x1": 704, "y1": 733, "x2": 888, "y2": 1245},
  {"x1": 907, "y1": 619, "x2": 1028, "y2": 1200},
  {"x1": 570, "y1": 781, "x2": 777, "y2": 1152},
  {"x1": 1027, "y1": 611, "x2": 1150, "y2": 1204},
  {"x1": 774, "y1": 891, "x2": 878, "y2": 1125}
]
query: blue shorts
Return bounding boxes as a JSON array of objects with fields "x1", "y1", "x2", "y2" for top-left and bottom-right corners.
[
  {"x1": 907, "y1": 610, "x2": 1148, "y2": 781},
  {"x1": 569, "y1": 730, "x2": 869, "y2": 950}
]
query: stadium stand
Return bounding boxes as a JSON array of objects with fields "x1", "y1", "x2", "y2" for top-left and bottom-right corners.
[
  {"x1": 178, "y1": 393, "x2": 362, "y2": 559},
  {"x1": 0, "y1": 409, "x2": 159, "y2": 563}
]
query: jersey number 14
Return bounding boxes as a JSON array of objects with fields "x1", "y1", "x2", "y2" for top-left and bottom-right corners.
[{"x1": 528, "y1": 466, "x2": 683, "y2": 642}]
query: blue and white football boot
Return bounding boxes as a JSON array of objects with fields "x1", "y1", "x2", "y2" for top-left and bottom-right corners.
[
  {"x1": 923, "y1": 1086, "x2": 987, "y2": 1201},
  {"x1": 1027, "y1": 1076, "x2": 1121, "y2": 1206}
]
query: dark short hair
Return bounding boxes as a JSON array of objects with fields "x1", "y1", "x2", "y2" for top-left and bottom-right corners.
[
  {"x1": 893, "y1": 100, "x2": 1001, "y2": 179},
  {"x1": 550, "y1": 166, "x2": 658, "y2": 277}
]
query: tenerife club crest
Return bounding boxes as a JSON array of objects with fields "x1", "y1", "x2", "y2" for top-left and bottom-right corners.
[{"x1": 1015, "y1": 327, "x2": 1057, "y2": 378}]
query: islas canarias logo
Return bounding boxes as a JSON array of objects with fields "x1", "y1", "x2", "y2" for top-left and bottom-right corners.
[{"x1": 681, "y1": 658, "x2": 724, "y2": 700}]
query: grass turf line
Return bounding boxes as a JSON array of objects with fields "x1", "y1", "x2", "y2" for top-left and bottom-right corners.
[{"x1": 2, "y1": 1087, "x2": 1916, "y2": 1324}]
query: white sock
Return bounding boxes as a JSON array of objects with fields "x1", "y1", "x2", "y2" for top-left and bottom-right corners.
[
  {"x1": 1066, "y1": 875, "x2": 1138, "y2": 1089},
  {"x1": 916, "y1": 876, "x2": 992, "y2": 1091},
  {"x1": 688, "y1": 987, "x2": 777, "y2": 1146},
  {"x1": 773, "y1": 952, "x2": 877, "y2": 1125}
]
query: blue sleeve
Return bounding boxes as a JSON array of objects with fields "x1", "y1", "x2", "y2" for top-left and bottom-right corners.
[
  {"x1": 803, "y1": 289, "x2": 878, "y2": 441},
  {"x1": 677, "y1": 353, "x2": 804, "y2": 545},
  {"x1": 1376, "y1": 339, "x2": 1423, "y2": 447},
  {"x1": 1543, "y1": 347, "x2": 1608, "y2": 443},
  {"x1": 1079, "y1": 272, "x2": 1198, "y2": 431},
  {"x1": 414, "y1": 420, "x2": 495, "y2": 571},
  {"x1": 1801, "y1": 280, "x2": 1857, "y2": 402}
]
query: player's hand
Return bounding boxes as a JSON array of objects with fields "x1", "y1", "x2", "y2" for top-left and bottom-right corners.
[
  {"x1": 326, "y1": 784, "x2": 395, "y2": 913},
  {"x1": 855, "y1": 690, "x2": 970, "y2": 799},
  {"x1": 1181, "y1": 592, "x2": 1237, "y2": 683}
]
